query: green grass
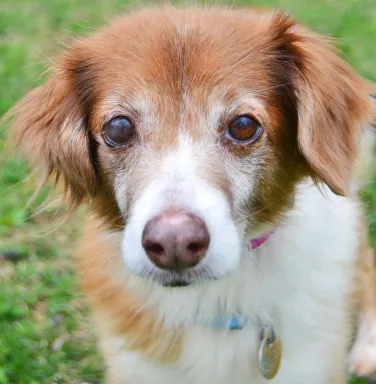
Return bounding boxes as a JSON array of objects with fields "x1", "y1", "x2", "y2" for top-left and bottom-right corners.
[{"x1": 0, "y1": 0, "x2": 375, "y2": 382}]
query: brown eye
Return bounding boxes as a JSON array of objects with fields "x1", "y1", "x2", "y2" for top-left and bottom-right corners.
[
  {"x1": 103, "y1": 116, "x2": 134, "y2": 147},
  {"x1": 226, "y1": 115, "x2": 263, "y2": 143}
]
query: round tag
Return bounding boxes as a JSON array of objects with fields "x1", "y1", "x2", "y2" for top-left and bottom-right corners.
[{"x1": 257, "y1": 327, "x2": 282, "y2": 380}]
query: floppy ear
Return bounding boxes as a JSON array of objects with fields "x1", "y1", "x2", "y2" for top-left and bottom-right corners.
[
  {"x1": 7, "y1": 46, "x2": 97, "y2": 206},
  {"x1": 272, "y1": 13, "x2": 374, "y2": 196}
]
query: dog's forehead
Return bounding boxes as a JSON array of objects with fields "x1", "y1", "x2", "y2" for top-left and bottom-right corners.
[{"x1": 88, "y1": 9, "x2": 279, "y2": 104}]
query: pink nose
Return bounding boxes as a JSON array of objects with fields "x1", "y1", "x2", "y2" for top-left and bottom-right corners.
[{"x1": 142, "y1": 209, "x2": 210, "y2": 270}]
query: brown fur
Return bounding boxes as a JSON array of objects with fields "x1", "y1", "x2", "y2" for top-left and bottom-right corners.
[
  {"x1": 357, "y1": 221, "x2": 376, "y2": 321},
  {"x1": 6, "y1": 5, "x2": 376, "y2": 381}
]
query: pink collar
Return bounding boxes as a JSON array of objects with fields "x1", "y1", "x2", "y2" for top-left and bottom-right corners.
[{"x1": 249, "y1": 231, "x2": 274, "y2": 250}]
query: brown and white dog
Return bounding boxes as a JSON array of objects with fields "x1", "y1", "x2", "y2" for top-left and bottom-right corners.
[{"x1": 7, "y1": 6, "x2": 376, "y2": 383}]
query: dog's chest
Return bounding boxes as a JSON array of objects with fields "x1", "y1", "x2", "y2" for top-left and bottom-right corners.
[{"x1": 114, "y1": 261, "x2": 352, "y2": 384}]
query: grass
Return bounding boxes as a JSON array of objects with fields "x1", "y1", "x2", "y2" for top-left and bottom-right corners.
[{"x1": 0, "y1": 0, "x2": 375, "y2": 382}]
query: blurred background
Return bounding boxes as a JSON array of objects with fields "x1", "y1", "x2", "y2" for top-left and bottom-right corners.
[{"x1": 0, "y1": 0, "x2": 375, "y2": 383}]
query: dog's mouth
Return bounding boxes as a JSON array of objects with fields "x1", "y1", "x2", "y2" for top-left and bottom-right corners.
[
  {"x1": 140, "y1": 265, "x2": 218, "y2": 288},
  {"x1": 164, "y1": 280, "x2": 190, "y2": 288}
]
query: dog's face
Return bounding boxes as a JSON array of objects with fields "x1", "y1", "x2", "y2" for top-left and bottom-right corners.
[{"x1": 9, "y1": 8, "x2": 372, "y2": 286}]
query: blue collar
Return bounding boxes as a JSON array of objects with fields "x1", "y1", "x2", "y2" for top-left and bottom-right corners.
[{"x1": 210, "y1": 315, "x2": 248, "y2": 330}]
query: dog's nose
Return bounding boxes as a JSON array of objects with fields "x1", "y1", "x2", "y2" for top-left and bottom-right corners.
[{"x1": 142, "y1": 209, "x2": 210, "y2": 270}]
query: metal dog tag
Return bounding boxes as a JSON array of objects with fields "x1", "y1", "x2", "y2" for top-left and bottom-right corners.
[{"x1": 258, "y1": 327, "x2": 282, "y2": 380}]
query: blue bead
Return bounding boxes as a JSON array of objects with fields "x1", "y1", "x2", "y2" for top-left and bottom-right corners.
[{"x1": 211, "y1": 315, "x2": 246, "y2": 330}]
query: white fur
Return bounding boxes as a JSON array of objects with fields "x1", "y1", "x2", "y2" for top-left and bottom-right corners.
[{"x1": 109, "y1": 181, "x2": 360, "y2": 383}]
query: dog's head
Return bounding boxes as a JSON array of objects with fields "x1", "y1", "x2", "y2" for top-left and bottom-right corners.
[{"x1": 9, "y1": 7, "x2": 373, "y2": 286}]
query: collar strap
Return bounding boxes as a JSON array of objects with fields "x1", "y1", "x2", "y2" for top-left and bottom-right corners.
[{"x1": 249, "y1": 231, "x2": 274, "y2": 250}]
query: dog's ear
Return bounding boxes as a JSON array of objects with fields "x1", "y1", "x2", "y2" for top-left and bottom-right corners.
[
  {"x1": 7, "y1": 44, "x2": 97, "y2": 206},
  {"x1": 271, "y1": 13, "x2": 373, "y2": 196}
]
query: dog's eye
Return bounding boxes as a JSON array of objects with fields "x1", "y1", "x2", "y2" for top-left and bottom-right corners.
[
  {"x1": 226, "y1": 115, "x2": 263, "y2": 143},
  {"x1": 103, "y1": 116, "x2": 134, "y2": 146}
]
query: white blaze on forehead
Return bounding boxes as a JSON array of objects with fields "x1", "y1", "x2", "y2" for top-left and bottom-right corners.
[
  {"x1": 159, "y1": 135, "x2": 202, "y2": 180},
  {"x1": 120, "y1": 135, "x2": 242, "y2": 280}
]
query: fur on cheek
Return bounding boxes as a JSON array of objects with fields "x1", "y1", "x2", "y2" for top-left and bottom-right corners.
[{"x1": 74, "y1": 216, "x2": 183, "y2": 364}]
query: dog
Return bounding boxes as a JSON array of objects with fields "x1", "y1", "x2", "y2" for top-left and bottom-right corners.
[{"x1": 6, "y1": 6, "x2": 376, "y2": 383}]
